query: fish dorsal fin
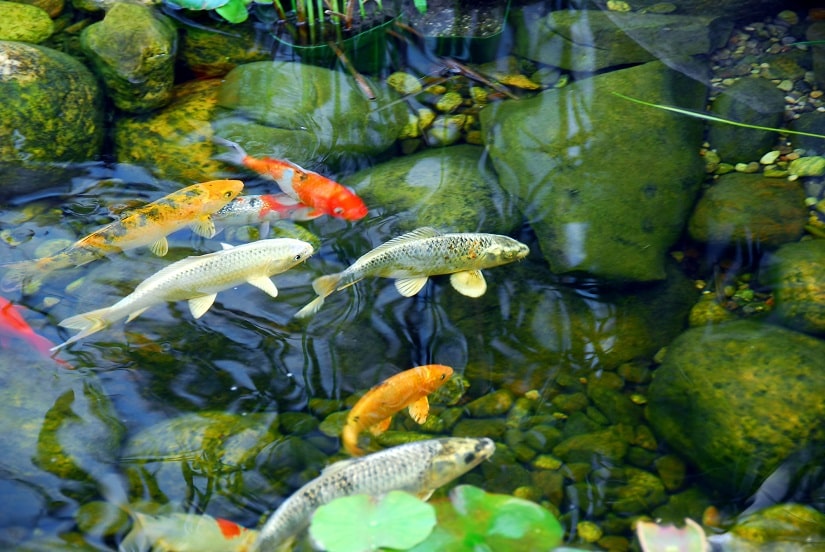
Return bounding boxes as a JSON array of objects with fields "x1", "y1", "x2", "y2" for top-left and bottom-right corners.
[
  {"x1": 449, "y1": 270, "x2": 487, "y2": 297},
  {"x1": 395, "y1": 276, "x2": 429, "y2": 297},
  {"x1": 321, "y1": 456, "x2": 361, "y2": 476},
  {"x1": 359, "y1": 227, "x2": 442, "y2": 263},
  {"x1": 150, "y1": 237, "x2": 169, "y2": 257},
  {"x1": 191, "y1": 217, "x2": 217, "y2": 239},
  {"x1": 248, "y1": 276, "x2": 278, "y2": 298},
  {"x1": 189, "y1": 294, "x2": 217, "y2": 319},
  {"x1": 220, "y1": 242, "x2": 234, "y2": 250},
  {"x1": 407, "y1": 397, "x2": 430, "y2": 424}
]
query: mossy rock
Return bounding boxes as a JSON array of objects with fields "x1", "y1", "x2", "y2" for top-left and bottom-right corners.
[
  {"x1": 114, "y1": 79, "x2": 225, "y2": 182},
  {"x1": 0, "y1": 1, "x2": 54, "y2": 43},
  {"x1": 80, "y1": 2, "x2": 176, "y2": 113},
  {"x1": 761, "y1": 239, "x2": 825, "y2": 335},
  {"x1": 178, "y1": 22, "x2": 272, "y2": 78},
  {"x1": 647, "y1": 320, "x2": 825, "y2": 496},
  {"x1": 0, "y1": 40, "x2": 103, "y2": 198}
]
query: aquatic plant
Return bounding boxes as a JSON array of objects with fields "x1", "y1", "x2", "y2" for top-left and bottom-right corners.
[
  {"x1": 271, "y1": 0, "x2": 391, "y2": 46},
  {"x1": 308, "y1": 485, "x2": 564, "y2": 550},
  {"x1": 165, "y1": 0, "x2": 262, "y2": 23}
]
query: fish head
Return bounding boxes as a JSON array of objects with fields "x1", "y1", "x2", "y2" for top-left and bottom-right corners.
[
  {"x1": 422, "y1": 364, "x2": 454, "y2": 391},
  {"x1": 327, "y1": 187, "x2": 368, "y2": 220},
  {"x1": 265, "y1": 239, "x2": 314, "y2": 274},
  {"x1": 199, "y1": 179, "x2": 245, "y2": 211},
  {"x1": 479, "y1": 236, "x2": 530, "y2": 266},
  {"x1": 423, "y1": 437, "x2": 495, "y2": 490}
]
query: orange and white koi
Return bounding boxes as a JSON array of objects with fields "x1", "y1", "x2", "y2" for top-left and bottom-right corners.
[
  {"x1": 120, "y1": 511, "x2": 259, "y2": 552},
  {"x1": 1, "y1": 180, "x2": 244, "y2": 292},
  {"x1": 212, "y1": 193, "x2": 321, "y2": 237},
  {"x1": 0, "y1": 296, "x2": 72, "y2": 369},
  {"x1": 342, "y1": 364, "x2": 454, "y2": 456},
  {"x1": 213, "y1": 137, "x2": 368, "y2": 221}
]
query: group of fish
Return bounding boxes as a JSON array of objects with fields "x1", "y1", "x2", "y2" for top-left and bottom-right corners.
[{"x1": 0, "y1": 138, "x2": 531, "y2": 550}]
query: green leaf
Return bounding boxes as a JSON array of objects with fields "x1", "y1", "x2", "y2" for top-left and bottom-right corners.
[
  {"x1": 410, "y1": 485, "x2": 564, "y2": 551},
  {"x1": 309, "y1": 491, "x2": 436, "y2": 552},
  {"x1": 164, "y1": 0, "x2": 229, "y2": 10},
  {"x1": 215, "y1": 0, "x2": 249, "y2": 23},
  {"x1": 413, "y1": 0, "x2": 427, "y2": 13}
]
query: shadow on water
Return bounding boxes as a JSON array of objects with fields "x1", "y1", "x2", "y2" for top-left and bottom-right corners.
[{"x1": 0, "y1": 0, "x2": 823, "y2": 549}]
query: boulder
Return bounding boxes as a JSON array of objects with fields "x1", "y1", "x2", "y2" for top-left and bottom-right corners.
[
  {"x1": 80, "y1": 2, "x2": 177, "y2": 113},
  {"x1": 0, "y1": 1, "x2": 53, "y2": 43},
  {"x1": 481, "y1": 60, "x2": 707, "y2": 282},
  {"x1": 761, "y1": 239, "x2": 825, "y2": 335},
  {"x1": 0, "y1": 41, "x2": 103, "y2": 198},
  {"x1": 647, "y1": 320, "x2": 825, "y2": 496}
]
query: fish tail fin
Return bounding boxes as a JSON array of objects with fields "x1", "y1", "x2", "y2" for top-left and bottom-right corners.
[
  {"x1": 293, "y1": 273, "x2": 341, "y2": 319},
  {"x1": 212, "y1": 136, "x2": 247, "y2": 167},
  {"x1": 51, "y1": 307, "x2": 112, "y2": 351},
  {"x1": 341, "y1": 424, "x2": 364, "y2": 456}
]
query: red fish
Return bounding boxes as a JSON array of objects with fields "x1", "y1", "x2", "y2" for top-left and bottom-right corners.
[
  {"x1": 342, "y1": 364, "x2": 454, "y2": 456},
  {"x1": 0, "y1": 296, "x2": 72, "y2": 369},
  {"x1": 213, "y1": 137, "x2": 368, "y2": 221}
]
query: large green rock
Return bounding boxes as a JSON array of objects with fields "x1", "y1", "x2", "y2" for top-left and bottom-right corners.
[
  {"x1": 712, "y1": 503, "x2": 825, "y2": 551},
  {"x1": 80, "y1": 2, "x2": 176, "y2": 113},
  {"x1": 342, "y1": 145, "x2": 522, "y2": 235},
  {"x1": 761, "y1": 240, "x2": 825, "y2": 335},
  {"x1": 687, "y1": 173, "x2": 807, "y2": 247},
  {"x1": 481, "y1": 60, "x2": 706, "y2": 282},
  {"x1": 647, "y1": 320, "x2": 825, "y2": 496},
  {"x1": 0, "y1": 1, "x2": 54, "y2": 43},
  {"x1": 512, "y1": 9, "x2": 731, "y2": 72},
  {"x1": 706, "y1": 77, "x2": 787, "y2": 163},
  {"x1": 215, "y1": 61, "x2": 409, "y2": 169},
  {"x1": 0, "y1": 41, "x2": 103, "y2": 198}
]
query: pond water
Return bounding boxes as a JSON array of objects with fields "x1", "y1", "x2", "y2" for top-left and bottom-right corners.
[{"x1": 1, "y1": 0, "x2": 824, "y2": 551}]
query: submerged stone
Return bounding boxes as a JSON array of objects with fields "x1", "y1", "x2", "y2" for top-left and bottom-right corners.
[
  {"x1": 481, "y1": 60, "x2": 707, "y2": 282},
  {"x1": 0, "y1": 1, "x2": 54, "y2": 43},
  {"x1": 647, "y1": 320, "x2": 825, "y2": 496},
  {"x1": 80, "y1": 3, "x2": 177, "y2": 113},
  {"x1": 712, "y1": 503, "x2": 825, "y2": 551},
  {"x1": 0, "y1": 40, "x2": 103, "y2": 198},
  {"x1": 761, "y1": 240, "x2": 825, "y2": 335}
]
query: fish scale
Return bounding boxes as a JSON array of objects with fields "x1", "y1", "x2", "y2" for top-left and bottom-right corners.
[{"x1": 252, "y1": 437, "x2": 495, "y2": 551}]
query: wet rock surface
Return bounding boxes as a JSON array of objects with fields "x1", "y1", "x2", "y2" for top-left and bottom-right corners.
[
  {"x1": 761, "y1": 239, "x2": 825, "y2": 335},
  {"x1": 0, "y1": 1, "x2": 54, "y2": 43}
]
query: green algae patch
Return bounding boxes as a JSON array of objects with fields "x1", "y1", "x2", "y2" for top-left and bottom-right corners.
[{"x1": 0, "y1": 1, "x2": 54, "y2": 43}]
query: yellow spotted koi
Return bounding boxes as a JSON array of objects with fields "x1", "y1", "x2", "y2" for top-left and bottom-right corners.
[{"x1": 0, "y1": 180, "x2": 244, "y2": 292}]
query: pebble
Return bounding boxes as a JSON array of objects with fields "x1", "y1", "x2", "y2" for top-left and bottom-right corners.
[{"x1": 760, "y1": 150, "x2": 781, "y2": 164}]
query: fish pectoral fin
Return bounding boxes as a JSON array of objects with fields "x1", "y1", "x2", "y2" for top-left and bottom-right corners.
[
  {"x1": 369, "y1": 417, "x2": 393, "y2": 436},
  {"x1": 191, "y1": 217, "x2": 217, "y2": 239},
  {"x1": 248, "y1": 276, "x2": 278, "y2": 298},
  {"x1": 395, "y1": 276, "x2": 429, "y2": 297},
  {"x1": 408, "y1": 397, "x2": 430, "y2": 425},
  {"x1": 258, "y1": 221, "x2": 271, "y2": 237},
  {"x1": 149, "y1": 237, "x2": 169, "y2": 257},
  {"x1": 125, "y1": 307, "x2": 150, "y2": 323},
  {"x1": 220, "y1": 242, "x2": 234, "y2": 250},
  {"x1": 417, "y1": 490, "x2": 435, "y2": 501},
  {"x1": 188, "y1": 294, "x2": 217, "y2": 319},
  {"x1": 449, "y1": 270, "x2": 487, "y2": 297}
]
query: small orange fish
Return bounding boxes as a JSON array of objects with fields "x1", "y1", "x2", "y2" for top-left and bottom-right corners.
[
  {"x1": 1, "y1": 180, "x2": 244, "y2": 291},
  {"x1": 213, "y1": 137, "x2": 368, "y2": 221},
  {"x1": 121, "y1": 510, "x2": 259, "y2": 552},
  {"x1": 342, "y1": 364, "x2": 454, "y2": 456},
  {"x1": 0, "y1": 296, "x2": 72, "y2": 369}
]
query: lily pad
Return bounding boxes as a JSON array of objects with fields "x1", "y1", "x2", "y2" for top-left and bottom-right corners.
[{"x1": 309, "y1": 491, "x2": 436, "y2": 552}]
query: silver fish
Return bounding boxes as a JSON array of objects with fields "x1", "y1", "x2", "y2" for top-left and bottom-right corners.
[
  {"x1": 252, "y1": 437, "x2": 495, "y2": 551},
  {"x1": 212, "y1": 193, "x2": 321, "y2": 238},
  {"x1": 294, "y1": 227, "x2": 529, "y2": 319},
  {"x1": 52, "y1": 238, "x2": 313, "y2": 350}
]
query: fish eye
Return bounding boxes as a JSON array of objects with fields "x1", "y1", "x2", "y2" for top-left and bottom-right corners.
[
  {"x1": 294, "y1": 254, "x2": 303, "y2": 260},
  {"x1": 223, "y1": 191, "x2": 233, "y2": 198},
  {"x1": 333, "y1": 206, "x2": 344, "y2": 215}
]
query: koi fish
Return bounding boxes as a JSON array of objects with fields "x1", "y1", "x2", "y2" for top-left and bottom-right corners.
[
  {"x1": 0, "y1": 296, "x2": 72, "y2": 369},
  {"x1": 52, "y1": 238, "x2": 313, "y2": 350},
  {"x1": 294, "y1": 227, "x2": 530, "y2": 319},
  {"x1": 212, "y1": 193, "x2": 321, "y2": 237},
  {"x1": 342, "y1": 364, "x2": 454, "y2": 456},
  {"x1": 252, "y1": 437, "x2": 495, "y2": 550},
  {"x1": 213, "y1": 137, "x2": 368, "y2": 221},
  {"x1": 120, "y1": 511, "x2": 259, "y2": 552},
  {"x1": 1, "y1": 180, "x2": 244, "y2": 292}
]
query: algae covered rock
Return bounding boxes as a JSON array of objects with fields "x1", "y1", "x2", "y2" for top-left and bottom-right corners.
[
  {"x1": 481, "y1": 60, "x2": 707, "y2": 282},
  {"x1": 114, "y1": 79, "x2": 225, "y2": 182},
  {"x1": 761, "y1": 239, "x2": 825, "y2": 335},
  {"x1": 215, "y1": 61, "x2": 409, "y2": 169},
  {"x1": 710, "y1": 503, "x2": 825, "y2": 551},
  {"x1": 0, "y1": 40, "x2": 103, "y2": 198},
  {"x1": 687, "y1": 173, "x2": 806, "y2": 248},
  {"x1": 343, "y1": 145, "x2": 522, "y2": 235},
  {"x1": 178, "y1": 22, "x2": 271, "y2": 78},
  {"x1": 0, "y1": 1, "x2": 54, "y2": 43},
  {"x1": 80, "y1": 2, "x2": 176, "y2": 113},
  {"x1": 647, "y1": 320, "x2": 825, "y2": 496}
]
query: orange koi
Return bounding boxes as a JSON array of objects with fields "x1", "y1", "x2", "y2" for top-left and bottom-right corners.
[
  {"x1": 213, "y1": 137, "x2": 368, "y2": 221},
  {"x1": 0, "y1": 296, "x2": 72, "y2": 369},
  {"x1": 1, "y1": 180, "x2": 244, "y2": 292},
  {"x1": 342, "y1": 364, "x2": 454, "y2": 456}
]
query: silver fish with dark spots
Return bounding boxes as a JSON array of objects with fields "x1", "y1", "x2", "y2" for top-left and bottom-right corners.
[
  {"x1": 294, "y1": 227, "x2": 529, "y2": 318},
  {"x1": 252, "y1": 437, "x2": 495, "y2": 551}
]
